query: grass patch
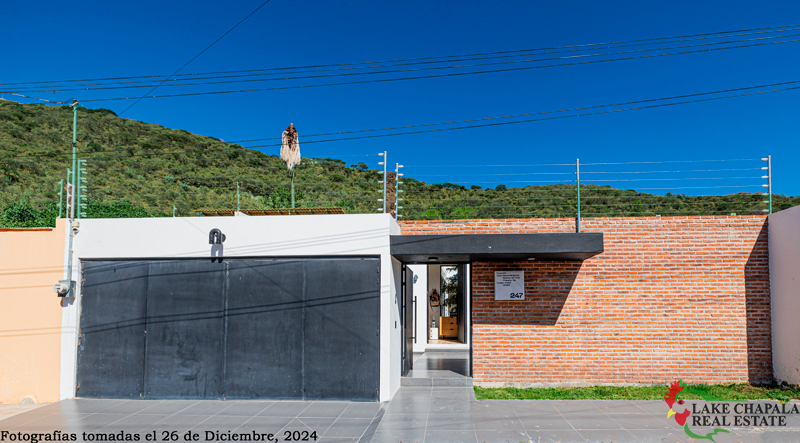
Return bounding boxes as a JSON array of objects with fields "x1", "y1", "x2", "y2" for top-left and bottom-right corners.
[{"x1": 474, "y1": 383, "x2": 800, "y2": 402}]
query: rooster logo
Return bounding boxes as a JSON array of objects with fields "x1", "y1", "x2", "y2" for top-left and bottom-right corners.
[{"x1": 664, "y1": 380, "x2": 729, "y2": 441}]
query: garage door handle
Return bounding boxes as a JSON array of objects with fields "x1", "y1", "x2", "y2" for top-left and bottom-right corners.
[{"x1": 412, "y1": 296, "x2": 417, "y2": 344}]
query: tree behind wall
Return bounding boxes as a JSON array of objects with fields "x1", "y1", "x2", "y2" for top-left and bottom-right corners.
[{"x1": 0, "y1": 199, "x2": 160, "y2": 227}]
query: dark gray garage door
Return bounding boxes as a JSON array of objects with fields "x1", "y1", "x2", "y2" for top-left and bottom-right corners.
[{"x1": 77, "y1": 257, "x2": 380, "y2": 401}]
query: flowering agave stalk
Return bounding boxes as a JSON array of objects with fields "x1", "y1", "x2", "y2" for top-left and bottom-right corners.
[{"x1": 281, "y1": 123, "x2": 300, "y2": 208}]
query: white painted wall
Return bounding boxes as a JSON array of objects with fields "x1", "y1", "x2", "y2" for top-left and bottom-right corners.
[
  {"x1": 389, "y1": 258, "x2": 402, "y2": 398},
  {"x1": 60, "y1": 214, "x2": 401, "y2": 401},
  {"x1": 769, "y1": 205, "x2": 800, "y2": 385},
  {"x1": 409, "y1": 264, "x2": 428, "y2": 354}
]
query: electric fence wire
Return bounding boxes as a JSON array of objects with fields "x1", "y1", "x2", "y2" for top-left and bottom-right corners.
[{"x1": 403, "y1": 168, "x2": 761, "y2": 177}]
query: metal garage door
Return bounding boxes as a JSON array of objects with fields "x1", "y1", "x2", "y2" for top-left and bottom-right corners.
[{"x1": 76, "y1": 257, "x2": 380, "y2": 400}]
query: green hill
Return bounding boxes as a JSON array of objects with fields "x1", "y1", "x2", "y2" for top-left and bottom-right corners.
[{"x1": 1, "y1": 100, "x2": 797, "y2": 227}]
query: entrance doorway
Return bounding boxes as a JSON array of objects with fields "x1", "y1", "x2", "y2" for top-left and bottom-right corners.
[
  {"x1": 400, "y1": 262, "x2": 472, "y2": 384},
  {"x1": 428, "y1": 264, "x2": 467, "y2": 345},
  {"x1": 417, "y1": 263, "x2": 471, "y2": 350}
]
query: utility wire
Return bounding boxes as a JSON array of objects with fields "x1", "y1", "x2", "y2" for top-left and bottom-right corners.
[
  {"x1": 237, "y1": 82, "x2": 800, "y2": 148},
  {"x1": 74, "y1": 37, "x2": 800, "y2": 102},
  {"x1": 117, "y1": 0, "x2": 273, "y2": 115},
  {"x1": 0, "y1": 91, "x2": 74, "y2": 104},
  {"x1": 4, "y1": 23, "x2": 798, "y2": 87},
  {"x1": 8, "y1": 28, "x2": 800, "y2": 92},
  {"x1": 237, "y1": 80, "x2": 799, "y2": 147},
  {"x1": 4, "y1": 81, "x2": 799, "y2": 159}
]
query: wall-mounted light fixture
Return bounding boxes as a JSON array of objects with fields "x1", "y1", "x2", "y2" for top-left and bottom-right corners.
[{"x1": 209, "y1": 228, "x2": 226, "y2": 245}]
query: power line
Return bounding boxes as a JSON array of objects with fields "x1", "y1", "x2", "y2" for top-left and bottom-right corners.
[
  {"x1": 4, "y1": 81, "x2": 799, "y2": 160},
  {"x1": 8, "y1": 30, "x2": 800, "y2": 93},
  {"x1": 0, "y1": 91, "x2": 74, "y2": 104},
  {"x1": 5, "y1": 23, "x2": 798, "y2": 88},
  {"x1": 237, "y1": 82, "x2": 800, "y2": 147},
  {"x1": 234, "y1": 81, "x2": 798, "y2": 147},
  {"x1": 77, "y1": 37, "x2": 800, "y2": 103},
  {"x1": 117, "y1": 0, "x2": 273, "y2": 115}
]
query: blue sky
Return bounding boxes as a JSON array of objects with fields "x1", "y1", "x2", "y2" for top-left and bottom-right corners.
[{"x1": 3, "y1": 0, "x2": 799, "y2": 197}]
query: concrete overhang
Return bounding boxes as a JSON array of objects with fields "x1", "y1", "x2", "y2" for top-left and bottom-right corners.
[{"x1": 390, "y1": 232, "x2": 603, "y2": 263}]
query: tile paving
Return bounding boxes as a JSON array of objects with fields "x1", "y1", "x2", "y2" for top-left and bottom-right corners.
[
  {"x1": 1, "y1": 351, "x2": 798, "y2": 442},
  {"x1": 2, "y1": 390, "x2": 800, "y2": 443},
  {"x1": 0, "y1": 399, "x2": 383, "y2": 443},
  {"x1": 403, "y1": 351, "x2": 471, "y2": 387},
  {"x1": 375, "y1": 386, "x2": 800, "y2": 442}
]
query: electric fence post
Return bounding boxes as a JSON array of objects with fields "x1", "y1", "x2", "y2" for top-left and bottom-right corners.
[
  {"x1": 761, "y1": 155, "x2": 772, "y2": 214},
  {"x1": 576, "y1": 158, "x2": 581, "y2": 233},
  {"x1": 377, "y1": 152, "x2": 387, "y2": 213},
  {"x1": 70, "y1": 100, "x2": 78, "y2": 216},
  {"x1": 77, "y1": 160, "x2": 88, "y2": 218},
  {"x1": 80, "y1": 160, "x2": 88, "y2": 217},
  {"x1": 66, "y1": 169, "x2": 74, "y2": 219},
  {"x1": 65, "y1": 179, "x2": 74, "y2": 219},
  {"x1": 57, "y1": 179, "x2": 64, "y2": 219},
  {"x1": 395, "y1": 163, "x2": 404, "y2": 219},
  {"x1": 76, "y1": 163, "x2": 81, "y2": 219}
]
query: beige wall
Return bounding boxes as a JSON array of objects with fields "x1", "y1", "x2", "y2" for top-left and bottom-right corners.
[
  {"x1": 769, "y1": 205, "x2": 800, "y2": 385},
  {"x1": 0, "y1": 220, "x2": 64, "y2": 404}
]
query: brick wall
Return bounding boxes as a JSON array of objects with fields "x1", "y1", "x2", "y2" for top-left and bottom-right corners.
[{"x1": 399, "y1": 216, "x2": 772, "y2": 386}]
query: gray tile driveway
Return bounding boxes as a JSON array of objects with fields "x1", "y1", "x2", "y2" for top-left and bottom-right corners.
[
  {"x1": 2, "y1": 389, "x2": 799, "y2": 443},
  {"x1": 0, "y1": 398, "x2": 383, "y2": 443}
]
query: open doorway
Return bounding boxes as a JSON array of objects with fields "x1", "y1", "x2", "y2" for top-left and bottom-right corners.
[
  {"x1": 427, "y1": 264, "x2": 468, "y2": 346},
  {"x1": 403, "y1": 263, "x2": 471, "y2": 382}
]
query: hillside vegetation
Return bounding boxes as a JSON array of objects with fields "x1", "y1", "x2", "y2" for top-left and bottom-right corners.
[{"x1": 1, "y1": 100, "x2": 797, "y2": 227}]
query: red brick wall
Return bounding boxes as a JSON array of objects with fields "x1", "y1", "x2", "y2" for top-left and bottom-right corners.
[{"x1": 399, "y1": 216, "x2": 772, "y2": 385}]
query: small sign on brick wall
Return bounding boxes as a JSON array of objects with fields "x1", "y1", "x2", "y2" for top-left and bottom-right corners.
[{"x1": 495, "y1": 271, "x2": 524, "y2": 300}]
